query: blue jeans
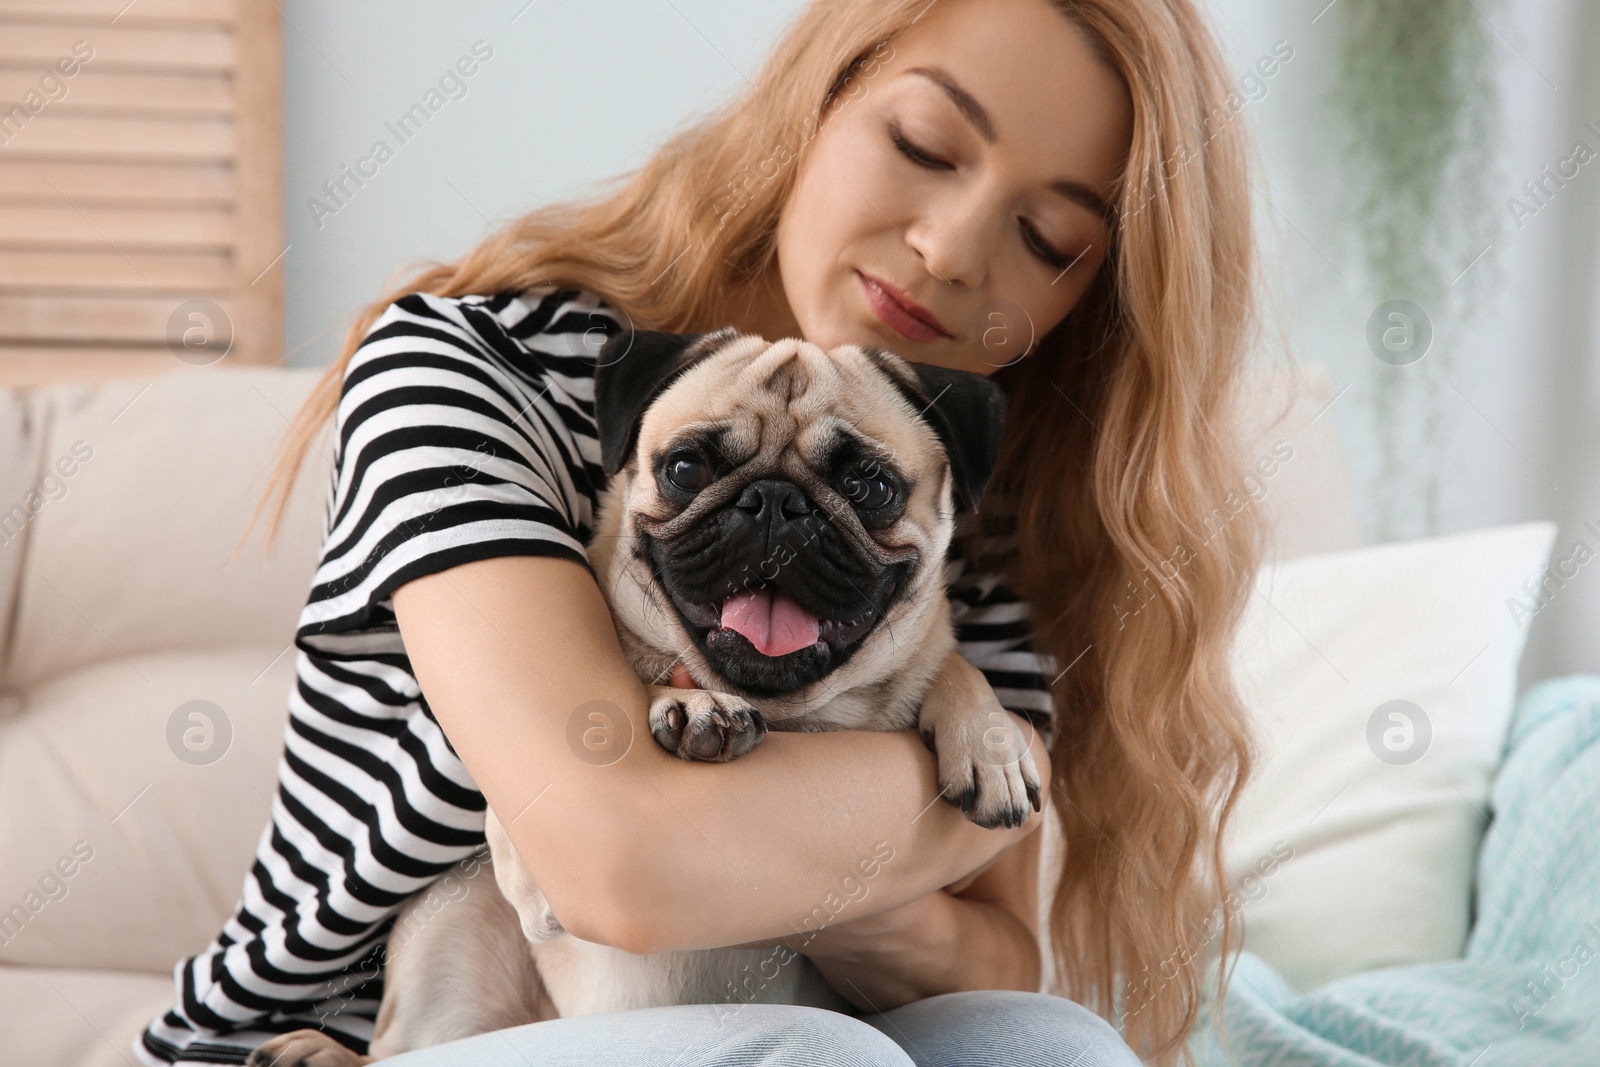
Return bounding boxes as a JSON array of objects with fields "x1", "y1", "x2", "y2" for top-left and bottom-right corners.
[{"x1": 380, "y1": 990, "x2": 1141, "y2": 1066}]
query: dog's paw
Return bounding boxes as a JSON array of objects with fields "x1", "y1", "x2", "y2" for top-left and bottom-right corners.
[
  {"x1": 648, "y1": 686, "x2": 768, "y2": 761},
  {"x1": 247, "y1": 1029, "x2": 372, "y2": 1067},
  {"x1": 919, "y1": 705, "x2": 1042, "y2": 830}
]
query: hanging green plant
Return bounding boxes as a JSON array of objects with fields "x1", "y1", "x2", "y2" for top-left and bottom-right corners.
[{"x1": 1327, "y1": 0, "x2": 1504, "y2": 540}]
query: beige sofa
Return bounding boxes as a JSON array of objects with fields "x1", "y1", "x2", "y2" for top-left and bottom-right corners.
[{"x1": 0, "y1": 363, "x2": 1358, "y2": 1066}]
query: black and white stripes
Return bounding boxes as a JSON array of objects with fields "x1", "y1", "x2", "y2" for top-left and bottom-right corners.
[{"x1": 136, "y1": 286, "x2": 1056, "y2": 1065}]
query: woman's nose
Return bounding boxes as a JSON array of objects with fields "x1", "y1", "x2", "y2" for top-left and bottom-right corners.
[{"x1": 905, "y1": 191, "x2": 995, "y2": 290}]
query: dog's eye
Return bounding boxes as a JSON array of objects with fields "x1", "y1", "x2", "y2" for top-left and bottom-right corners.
[
  {"x1": 665, "y1": 454, "x2": 712, "y2": 492},
  {"x1": 842, "y1": 469, "x2": 895, "y2": 510}
]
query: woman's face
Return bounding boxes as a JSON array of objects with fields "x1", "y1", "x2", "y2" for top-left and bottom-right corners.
[{"x1": 737, "y1": 0, "x2": 1133, "y2": 377}]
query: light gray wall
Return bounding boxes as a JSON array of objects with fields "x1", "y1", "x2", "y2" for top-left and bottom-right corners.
[
  {"x1": 1198, "y1": 0, "x2": 1598, "y2": 689},
  {"x1": 280, "y1": 0, "x2": 804, "y2": 367}
]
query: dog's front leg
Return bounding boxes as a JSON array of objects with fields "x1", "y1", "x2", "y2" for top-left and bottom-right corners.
[
  {"x1": 646, "y1": 684, "x2": 769, "y2": 761},
  {"x1": 916, "y1": 649, "x2": 1043, "y2": 830}
]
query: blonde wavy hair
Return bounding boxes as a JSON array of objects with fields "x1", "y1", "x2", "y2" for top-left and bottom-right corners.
[{"x1": 246, "y1": 1, "x2": 1282, "y2": 1061}]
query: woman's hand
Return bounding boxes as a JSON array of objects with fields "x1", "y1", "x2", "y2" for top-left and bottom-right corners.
[
  {"x1": 779, "y1": 887, "x2": 957, "y2": 1009},
  {"x1": 775, "y1": 796, "x2": 1047, "y2": 1012},
  {"x1": 754, "y1": 878, "x2": 1042, "y2": 1012}
]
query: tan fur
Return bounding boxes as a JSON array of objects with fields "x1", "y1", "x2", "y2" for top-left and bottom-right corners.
[{"x1": 252, "y1": 336, "x2": 1038, "y2": 1066}]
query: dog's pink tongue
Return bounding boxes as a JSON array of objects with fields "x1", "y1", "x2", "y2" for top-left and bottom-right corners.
[{"x1": 721, "y1": 589, "x2": 820, "y2": 657}]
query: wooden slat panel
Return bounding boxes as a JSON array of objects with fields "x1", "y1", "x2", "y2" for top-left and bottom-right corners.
[
  {"x1": 0, "y1": 113, "x2": 232, "y2": 161},
  {"x1": 0, "y1": 203, "x2": 232, "y2": 248},
  {"x1": 0, "y1": 248, "x2": 230, "y2": 289},
  {"x1": 0, "y1": 2, "x2": 238, "y2": 26},
  {"x1": 0, "y1": 293, "x2": 241, "y2": 346},
  {"x1": 0, "y1": 69, "x2": 232, "y2": 116},
  {"x1": 0, "y1": 348, "x2": 213, "y2": 386},
  {"x1": 0, "y1": 0, "x2": 278, "y2": 382},
  {"x1": 0, "y1": 23, "x2": 235, "y2": 73},
  {"x1": 0, "y1": 158, "x2": 233, "y2": 204},
  {"x1": 229, "y1": 0, "x2": 280, "y2": 365}
]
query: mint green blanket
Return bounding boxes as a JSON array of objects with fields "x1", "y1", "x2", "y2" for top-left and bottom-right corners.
[{"x1": 1186, "y1": 674, "x2": 1600, "y2": 1066}]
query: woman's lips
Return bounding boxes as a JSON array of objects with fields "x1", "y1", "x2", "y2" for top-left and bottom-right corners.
[{"x1": 857, "y1": 271, "x2": 949, "y2": 343}]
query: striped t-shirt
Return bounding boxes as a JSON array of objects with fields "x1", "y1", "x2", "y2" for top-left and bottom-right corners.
[{"x1": 135, "y1": 286, "x2": 1058, "y2": 1065}]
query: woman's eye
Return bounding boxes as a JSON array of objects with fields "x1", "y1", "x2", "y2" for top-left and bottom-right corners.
[
  {"x1": 1023, "y1": 220, "x2": 1074, "y2": 270},
  {"x1": 666, "y1": 455, "x2": 712, "y2": 492},
  {"x1": 842, "y1": 469, "x2": 895, "y2": 510},
  {"x1": 889, "y1": 124, "x2": 950, "y2": 171},
  {"x1": 891, "y1": 122, "x2": 1078, "y2": 273}
]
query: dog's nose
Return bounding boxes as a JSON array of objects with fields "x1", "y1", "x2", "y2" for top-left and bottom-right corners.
[{"x1": 736, "y1": 479, "x2": 813, "y2": 524}]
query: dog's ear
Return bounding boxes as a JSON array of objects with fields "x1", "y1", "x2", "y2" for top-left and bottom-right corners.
[
  {"x1": 862, "y1": 350, "x2": 1008, "y2": 513},
  {"x1": 594, "y1": 327, "x2": 738, "y2": 477},
  {"x1": 905, "y1": 362, "x2": 1009, "y2": 513}
]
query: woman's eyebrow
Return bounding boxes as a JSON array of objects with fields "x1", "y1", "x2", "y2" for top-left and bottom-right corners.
[
  {"x1": 905, "y1": 63, "x2": 1116, "y2": 222},
  {"x1": 906, "y1": 64, "x2": 997, "y2": 143}
]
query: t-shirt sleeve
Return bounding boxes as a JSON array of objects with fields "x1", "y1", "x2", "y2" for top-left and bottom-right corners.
[
  {"x1": 948, "y1": 550, "x2": 1059, "y2": 743},
  {"x1": 953, "y1": 572, "x2": 1056, "y2": 739},
  {"x1": 297, "y1": 292, "x2": 601, "y2": 658}
]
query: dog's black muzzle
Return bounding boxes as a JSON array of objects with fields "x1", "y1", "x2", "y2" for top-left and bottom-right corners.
[{"x1": 642, "y1": 477, "x2": 914, "y2": 696}]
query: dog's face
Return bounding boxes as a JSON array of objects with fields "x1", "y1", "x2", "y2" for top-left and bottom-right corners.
[{"x1": 591, "y1": 328, "x2": 1006, "y2": 700}]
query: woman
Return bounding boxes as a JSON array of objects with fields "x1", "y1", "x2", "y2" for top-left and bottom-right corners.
[{"x1": 137, "y1": 0, "x2": 1269, "y2": 1064}]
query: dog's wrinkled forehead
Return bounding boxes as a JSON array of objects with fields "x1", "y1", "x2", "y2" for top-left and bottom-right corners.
[
  {"x1": 593, "y1": 328, "x2": 1007, "y2": 514},
  {"x1": 644, "y1": 337, "x2": 933, "y2": 475}
]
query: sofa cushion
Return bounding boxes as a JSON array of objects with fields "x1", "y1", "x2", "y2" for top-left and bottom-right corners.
[
  {"x1": 0, "y1": 390, "x2": 48, "y2": 697},
  {"x1": 0, "y1": 966, "x2": 176, "y2": 1067},
  {"x1": 4, "y1": 367, "x2": 332, "y2": 691},
  {"x1": 0, "y1": 645, "x2": 296, "y2": 972},
  {"x1": 0, "y1": 963, "x2": 176, "y2": 1067},
  {"x1": 1219, "y1": 521, "x2": 1558, "y2": 993}
]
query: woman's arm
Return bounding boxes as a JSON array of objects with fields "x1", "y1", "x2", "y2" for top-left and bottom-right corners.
[{"x1": 391, "y1": 553, "x2": 1045, "y2": 956}]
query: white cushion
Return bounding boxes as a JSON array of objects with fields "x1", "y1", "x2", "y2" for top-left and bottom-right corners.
[
  {"x1": 5, "y1": 368, "x2": 331, "y2": 690},
  {"x1": 1220, "y1": 521, "x2": 1558, "y2": 991},
  {"x1": 0, "y1": 646, "x2": 296, "y2": 973},
  {"x1": 0, "y1": 390, "x2": 49, "y2": 695},
  {"x1": 0, "y1": 964, "x2": 176, "y2": 1067}
]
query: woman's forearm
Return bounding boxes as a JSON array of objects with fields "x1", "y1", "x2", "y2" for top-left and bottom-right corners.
[
  {"x1": 795, "y1": 890, "x2": 1043, "y2": 1010},
  {"x1": 606, "y1": 721, "x2": 1045, "y2": 956}
]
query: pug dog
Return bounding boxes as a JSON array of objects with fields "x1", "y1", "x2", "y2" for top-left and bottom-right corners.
[{"x1": 251, "y1": 328, "x2": 1042, "y2": 1067}]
